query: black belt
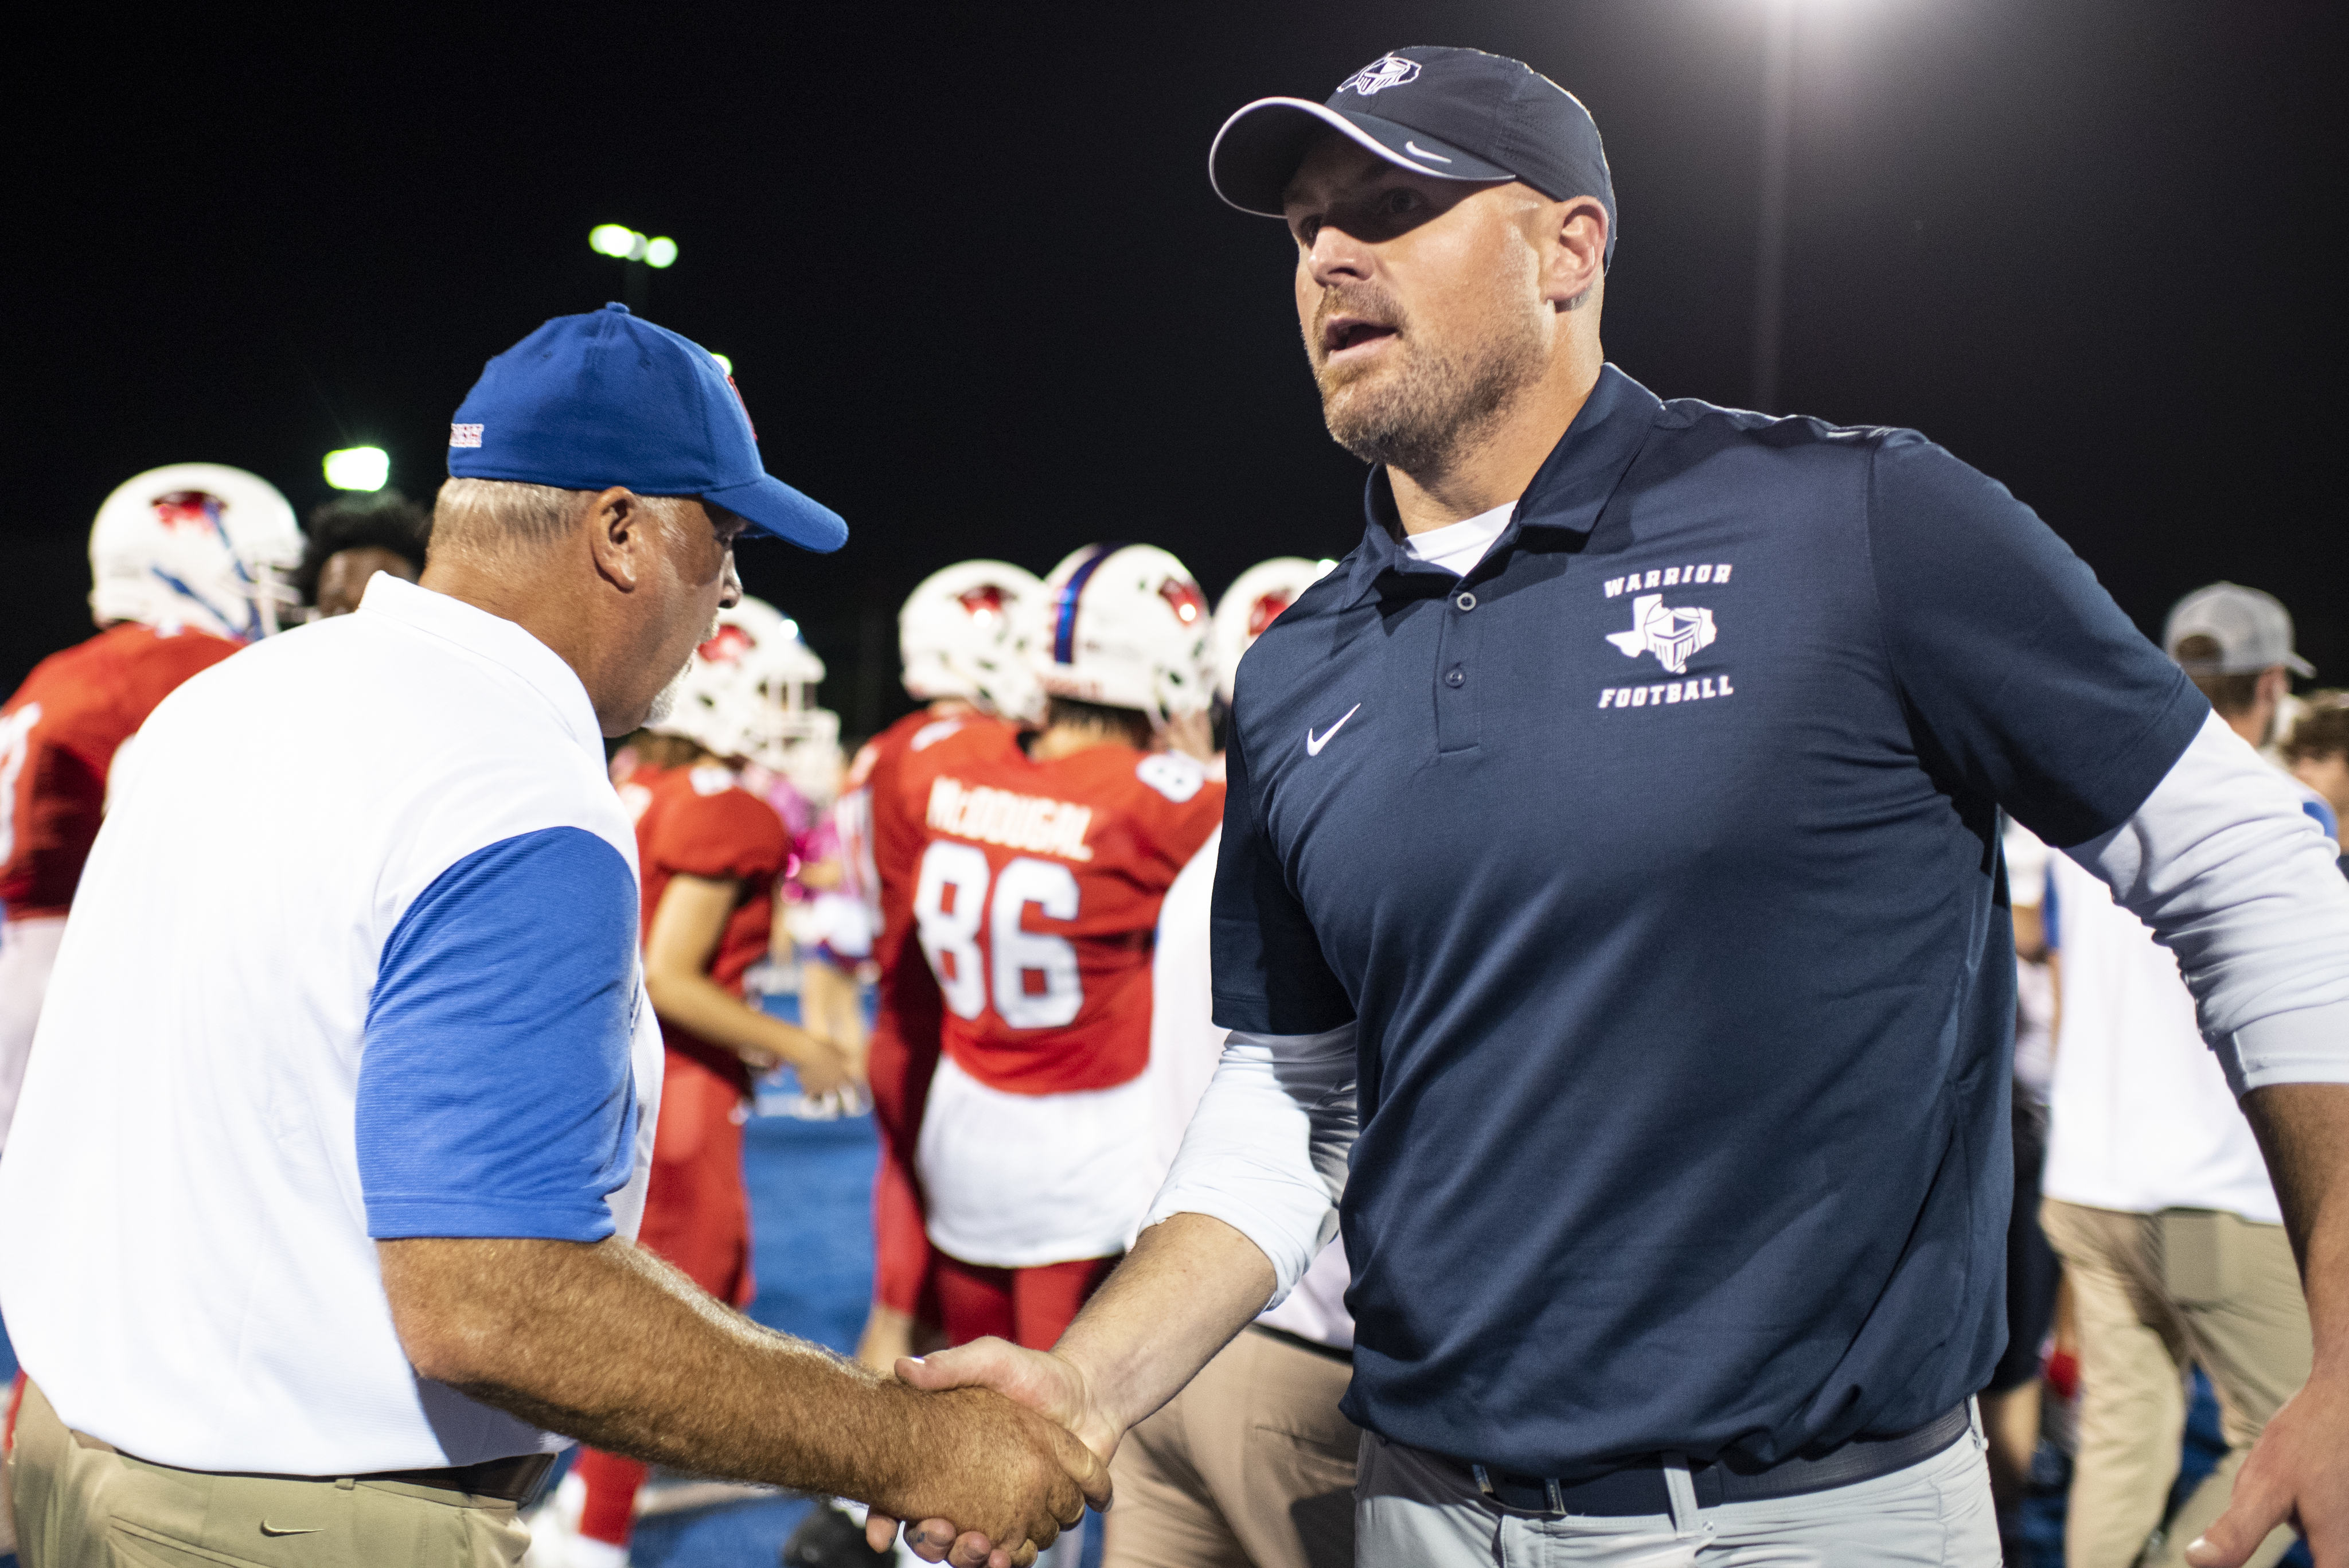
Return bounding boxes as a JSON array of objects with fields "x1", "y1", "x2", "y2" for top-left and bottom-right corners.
[
  {"x1": 102, "y1": 1436, "x2": 555, "y2": 1505},
  {"x1": 1248, "y1": 1323, "x2": 1355, "y2": 1364},
  {"x1": 357, "y1": 1453, "x2": 556, "y2": 1503},
  {"x1": 1446, "y1": 1403, "x2": 1972, "y2": 1516}
]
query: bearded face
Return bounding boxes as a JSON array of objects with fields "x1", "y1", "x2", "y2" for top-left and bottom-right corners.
[
  {"x1": 1285, "y1": 140, "x2": 1562, "y2": 478},
  {"x1": 1306, "y1": 267, "x2": 1548, "y2": 473}
]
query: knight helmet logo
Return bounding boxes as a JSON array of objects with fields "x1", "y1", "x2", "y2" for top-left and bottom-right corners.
[
  {"x1": 1339, "y1": 55, "x2": 1421, "y2": 96},
  {"x1": 1605, "y1": 594, "x2": 1717, "y2": 675}
]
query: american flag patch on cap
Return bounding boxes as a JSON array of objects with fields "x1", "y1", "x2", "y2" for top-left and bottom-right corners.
[{"x1": 450, "y1": 423, "x2": 483, "y2": 448}]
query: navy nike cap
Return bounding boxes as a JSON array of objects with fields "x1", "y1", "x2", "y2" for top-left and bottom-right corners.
[
  {"x1": 1209, "y1": 45, "x2": 1617, "y2": 268},
  {"x1": 447, "y1": 303, "x2": 845, "y2": 553}
]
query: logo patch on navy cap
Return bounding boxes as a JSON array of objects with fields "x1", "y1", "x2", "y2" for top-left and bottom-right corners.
[
  {"x1": 1340, "y1": 55, "x2": 1420, "y2": 95},
  {"x1": 449, "y1": 423, "x2": 483, "y2": 448}
]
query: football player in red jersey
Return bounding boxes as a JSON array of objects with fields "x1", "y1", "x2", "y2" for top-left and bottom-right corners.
[
  {"x1": 839, "y1": 561, "x2": 1048, "y2": 1376},
  {"x1": 898, "y1": 544, "x2": 1222, "y2": 1353},
  {"x1": 561, "y1": 597, "x2": 857, "y2": 1568},
  {"x1": 0, "y1": 464, "x2": 300, "y2": 1154},
  {"x1": 868, "y1": 544, "x2": 1220, "y2": 1567}
]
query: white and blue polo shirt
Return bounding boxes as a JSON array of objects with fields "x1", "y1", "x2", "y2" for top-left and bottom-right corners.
[
  {"x1": 1211, "y1": 365, "x2": 2208, "y2": 1476},
  {"x1": 0, "y1": 574, "x2": 662, "y2": 1474}
]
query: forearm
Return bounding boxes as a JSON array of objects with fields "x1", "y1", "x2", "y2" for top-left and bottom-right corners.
[
  {"x1": 1056, "y1": 1213, "x2": 1277, "y2": 1441},
  {"x1": 381, "y1": 1235, "x2": 918, "y2": 1498},
  {"x1": 2242, "y1": 1082, "x2": 2349, "y2": 1374},
  {"x1": 646, "y1": 967, "x2": 828, "y2": 1064}
]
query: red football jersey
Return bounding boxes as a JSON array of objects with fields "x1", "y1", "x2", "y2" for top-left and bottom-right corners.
[
  {"x1": 899, "y1": 727, "x2": 1224, "y2": 1097},
  {"x1": 634, "y1": 765, "x2": 791, "y2": 1095},
  {"x1": 845, "y1": 708, "x2": 1027, "y2": 1317},
  {"x1": 2, "y1": 622, "x2": 242, "y2": 919}
]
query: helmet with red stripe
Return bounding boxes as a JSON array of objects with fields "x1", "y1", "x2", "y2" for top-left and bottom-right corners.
[{"x1": 1032, "y1": 543, "x2": 1214, "y2": 728}]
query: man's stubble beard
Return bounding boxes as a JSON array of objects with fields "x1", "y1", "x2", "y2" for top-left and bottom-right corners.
[
  {"x1": 1312, "y1": 283, "x2": 1548, "y2": 479},
  {"x1": 642, "y1": 609, "x2": 721, "y2": 728},
  {"x1": 643, "y1": 661, "x2": 689, "y2": 727}
]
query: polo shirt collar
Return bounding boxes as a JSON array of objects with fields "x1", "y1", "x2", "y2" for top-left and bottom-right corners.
[
  {"x1": 358, "y1": 574, "x2": 607, "y2": 762},
  {"x1": 1339, "y1": 363, "x2": 1662, "y2": 609}
]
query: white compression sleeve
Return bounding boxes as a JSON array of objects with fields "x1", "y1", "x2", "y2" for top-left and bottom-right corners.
[
  {"x1": 1141, "y1": 1023, "x2": 1357, "y2": 1308},
  {"x1": 2066, "y1": 709, "x2": 2349, "y2": 1094}
]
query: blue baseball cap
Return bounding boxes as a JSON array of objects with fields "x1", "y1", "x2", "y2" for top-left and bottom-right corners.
[
  {"x1": 1209, "y1": 46, "x2": 1617, "y2": 269},
  {"x1": 447, "y1": 303, "x2": 845, "y2": 552}
]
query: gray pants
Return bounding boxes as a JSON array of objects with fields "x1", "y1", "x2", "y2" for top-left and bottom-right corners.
[{"x1": 1356, "y1": 1407, "x2": 1999, "y2": 1567}]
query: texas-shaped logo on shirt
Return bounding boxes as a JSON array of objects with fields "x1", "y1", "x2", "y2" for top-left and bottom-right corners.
[{"x1": 1606, "y1": 595, "x2": 1717, "y2": 676}]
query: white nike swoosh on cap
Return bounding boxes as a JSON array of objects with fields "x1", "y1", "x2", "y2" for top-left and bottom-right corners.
[
  {"x1": 1306, "y1": 704, "x2": 1361, "y2": 756},
  {"x1": 1403, "y1": 141, "x2": 1453, "y2": 164}
]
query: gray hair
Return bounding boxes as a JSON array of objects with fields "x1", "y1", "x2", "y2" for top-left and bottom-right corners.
[{"x1": 431, "y1": 478, "x2": 598, "y2": 548}]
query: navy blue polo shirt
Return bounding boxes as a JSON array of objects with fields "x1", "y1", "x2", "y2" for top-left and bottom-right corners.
[{"x1": 1212, "y1": 364, "x2": 2206, "y2": 1476}]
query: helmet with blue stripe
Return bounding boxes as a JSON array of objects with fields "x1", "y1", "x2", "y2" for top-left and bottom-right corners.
[
  {"x1": 88, "y1": 463, "x2": 303, "y2": 642},
  {"x1": 1032, "y1": 543, "x2": 1214, "y2": 728}
]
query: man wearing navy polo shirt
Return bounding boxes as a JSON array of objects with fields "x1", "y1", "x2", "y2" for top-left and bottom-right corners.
[
  {"x1": 884, "y1": 46, "x2": 2349, "y2": 1568},
  {"x1": 0, "y1": 306, "x2": 1102, "y2": 1568}
]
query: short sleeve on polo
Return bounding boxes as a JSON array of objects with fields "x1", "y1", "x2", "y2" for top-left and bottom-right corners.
[
  {"x1": 647, "y1": 785, "x2": 789, "y2": 884},
  {"x1": 1866, "y1": 431, "x2": 2207, "y2": 848},
  {"x1": 358, "y1": 827, "x2": 641, "y2": 1242},
  {"x1": 1211, "y1": 720, "x2": 1354, "y2": 1035}
]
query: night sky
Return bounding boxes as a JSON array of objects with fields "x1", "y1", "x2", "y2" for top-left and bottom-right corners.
[{"x1": 11, "y1": 2, "x2": 2341, "y2": 736}]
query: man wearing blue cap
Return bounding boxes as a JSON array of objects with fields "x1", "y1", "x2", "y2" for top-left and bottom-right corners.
[
  {"x1": 0, "y1": 305, "x2": 1105, "y2": 1568},
  {"x1": 881, "y1": 46, "x2": 2349, "y2": 1568}
]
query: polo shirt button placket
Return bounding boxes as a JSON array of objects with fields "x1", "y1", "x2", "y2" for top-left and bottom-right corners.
[
  {"x1": 1444, "y1": 667, "x2": 1466, "y2": 688},
  {"x1": 1456, "y1": 590, "x2": 1478, "y2": 612}
]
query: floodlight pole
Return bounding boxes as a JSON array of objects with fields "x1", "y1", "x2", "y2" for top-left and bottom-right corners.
[
  {"x1": 1751, "y1": 0, "x2": 1796, "y2": 414},
  {"x1": 624, "y1": 260, "x2": 649, "y2": 315}
]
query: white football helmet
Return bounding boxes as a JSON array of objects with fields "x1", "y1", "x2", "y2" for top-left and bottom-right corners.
[
  {"x1": 1031, "y1": 544, "x2": 1215, "y2": 727},
  {"x1": 1212, "y1": 556, "x2": 1335, "y2": 704},
  {"x1": 899, "y1": 560, "x2": 1046, "y2": 723},
  {"x1": 651, "y1": 596, "x2": 835, "y2": 776},
  {"x1": 88, "y1": 463, "x2": 303, "y2": 641}
]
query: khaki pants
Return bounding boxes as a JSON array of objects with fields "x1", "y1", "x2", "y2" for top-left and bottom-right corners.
[
  {"x1": 2040, "y1": 1199, "x2": 2311, "y2": 1568},
  {"x1": 1103, "y1": 1325, "x2": 1358, "y2": 1568},
  {"x1": 9, "y1": 1381, "x2": 530, "y2": 1567}
]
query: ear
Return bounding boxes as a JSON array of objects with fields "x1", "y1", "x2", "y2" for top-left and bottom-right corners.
[
  {"x1": 582, "y1": 486, "x2": 651, "y2": 592},
  {"x1": 1542, "y1": 196, "x2": 1609, "y2": 311}
]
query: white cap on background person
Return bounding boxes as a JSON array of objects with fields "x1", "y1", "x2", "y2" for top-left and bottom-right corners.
[{"x1": 2163, "y1": 582, "x2": 2315, "y2": 677}]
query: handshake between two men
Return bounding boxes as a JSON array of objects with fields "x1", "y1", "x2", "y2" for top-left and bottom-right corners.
[{"x1": 379, "y1": 1215, "x2": 1274, "y2": 1568}]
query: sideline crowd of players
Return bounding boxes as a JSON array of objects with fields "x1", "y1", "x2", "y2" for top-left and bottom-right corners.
[{"x1": 4, "y1": 463, "x2": 2346, "y2": 1568}]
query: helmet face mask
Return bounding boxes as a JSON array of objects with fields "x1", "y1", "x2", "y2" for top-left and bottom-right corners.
[
  {"x1": 650, "y1": 596, "x2": 838, "y2": 782},
  {"x1": 88, "y1": 464, "x2": 304, "y2": 642},
  {"x1": 899, "y1": 560, "x2": 1047, "y2": 723},
  {"x1": 1212, "y1": 556, "x2": 1335, "y2": 704},
  {"x1": 1032, "y1": 544, "x2": 1216, "y2": 730}
]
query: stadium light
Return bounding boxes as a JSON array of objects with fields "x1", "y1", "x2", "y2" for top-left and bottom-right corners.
[
  {"x1": 710, "y1": 353, "x2": 733, "y2": 375},
  {"x1": 323, "y1": 447, "x2": 389, "y2": 492},
  {"x1": 590, "y1": 226, "x2": 678, "y2": 268}
]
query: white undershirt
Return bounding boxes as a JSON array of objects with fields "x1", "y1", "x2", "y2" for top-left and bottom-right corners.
[{"x1": 1400, "y1": 501, "x2": 1515, "y2": 577}]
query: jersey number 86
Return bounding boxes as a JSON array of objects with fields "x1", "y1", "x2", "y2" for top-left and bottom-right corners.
[{"x1": 912, "y1": 841, "x2": 1082, "y2": 1030}]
